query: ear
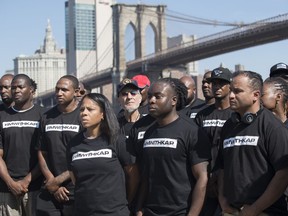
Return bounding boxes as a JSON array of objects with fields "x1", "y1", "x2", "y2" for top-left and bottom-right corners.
[
  {"x1": 171, "y1": 95, "x2": 177, "y2": 106},
  {"x1": 253, "y1": 90, "x2": 261, "y2": 103},
  {"x1": 74, "y1": 87, "x2": 80, "y2": 96},
  {"x1": 276, "y1": 93, "x2": 282, "y2": 102}
]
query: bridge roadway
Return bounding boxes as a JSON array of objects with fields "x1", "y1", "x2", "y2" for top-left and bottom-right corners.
[
  {"x1": 127, "y1": 13, "x2": 288, "y2": 72},
  {"x1": 37, "y1": 13, "x2": 288, "y2": 106}
]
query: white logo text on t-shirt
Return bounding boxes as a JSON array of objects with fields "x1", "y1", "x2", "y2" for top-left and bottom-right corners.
[
  {"x1": 72, "y1": 149, "x2": 112, "y2": 161},
  {"x1": 223, "y1": 136, "x2": 259, "y2": 148},
  {"x1": 46, "y1": 124, "x2": 79, "y2": 132},
  {"x1": 203, "y1": 119, "x2": 226, "y2": 127},
  {"x1": 144, "y1": 138, "x2": 177, "y2": 148},
  {"x1": 3, "y1": 121, "x2": 39, "y2": 128}
]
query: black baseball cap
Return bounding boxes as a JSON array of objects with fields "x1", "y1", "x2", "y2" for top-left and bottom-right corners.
[
  {"x1": 270, "y1": 62, "x2": 288, "y2": 78},
  {"x1": 117, "y1": 78, "x2": 142, "y2": 96},
  {"x1": 208, "y1": 67, "x2": 232, "y2": 83}
]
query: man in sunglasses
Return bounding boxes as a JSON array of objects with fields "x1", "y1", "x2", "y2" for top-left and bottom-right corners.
[
  {"x1": 75, "y1": 82, "x2": 91, "y2": 103},
  {"x1": 117, "y1": 78, "x2": 143, "y2": 138}
]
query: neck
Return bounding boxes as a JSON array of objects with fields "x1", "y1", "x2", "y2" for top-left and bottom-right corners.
[
  {"x1": 85, "y1": 126, "x2": 102, "y2": 139},
  {"x1": 13, "y1": 101, "x2": 34, "y2": 111},
  {"x1": 125, "y1": 109, "x2": 140, "y2": 122},
  {"x1": 156, "y1": 110, "x2": 179, "y2": 127},
  {"x1": 205, "y1": 97, "x2": 215, "y2": 105},
  {"x1": 215, "y1": 98, "x2": 230, "y2": 110},
  {"x1": 57, "y1": 100, "x2": 78, "y2": 113},
  {"x1": 272, "y1": 107, "x2": 287, "y2": 123}
]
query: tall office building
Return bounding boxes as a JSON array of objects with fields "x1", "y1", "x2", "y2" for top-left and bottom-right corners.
[
  {"x1": 14, "y1": 20, "x2": 66, "y2": 95},
  {"x1": 65, "y1": 0, "x2": 113, "y2": 79}
]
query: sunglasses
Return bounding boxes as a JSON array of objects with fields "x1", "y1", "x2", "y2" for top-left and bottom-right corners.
[
  {"x1": 120, "y1": 90, "x2": 140, "y2": 97},
  {"x1": 79, "y1": 90, "x2": 86, "y2": 95}
]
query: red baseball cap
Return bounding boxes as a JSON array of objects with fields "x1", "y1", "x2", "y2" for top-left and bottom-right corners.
[{"x1": 132, "y1": 75, "x2": 150, "y2": 88}]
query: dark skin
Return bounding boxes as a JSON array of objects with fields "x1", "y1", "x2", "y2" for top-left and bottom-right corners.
[
  {"x1": 137, "y1": 81, "x2": 209, "y2": 216},
  {"x1": 38, "y1": 78, "x2": 79, "y2": 202},
  {"x1": 0, "y1": 76, "x2": 41, "y2": 197}
]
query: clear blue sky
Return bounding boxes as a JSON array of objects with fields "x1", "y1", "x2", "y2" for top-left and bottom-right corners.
[{"x1": 1, "y1": 0, "x2": 288, "y2": 79}]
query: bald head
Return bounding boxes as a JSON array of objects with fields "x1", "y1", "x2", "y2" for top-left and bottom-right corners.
[
  {"x1": 180, "y1": 75, "x2": 196, "y2": 105},
  {"x1": 0, "y1": 74, "x2": 14, "y2": 107}
]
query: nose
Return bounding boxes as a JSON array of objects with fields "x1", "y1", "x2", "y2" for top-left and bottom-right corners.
[{"x1": 229, "y1": 91, "x2": 235, "y2": 99}]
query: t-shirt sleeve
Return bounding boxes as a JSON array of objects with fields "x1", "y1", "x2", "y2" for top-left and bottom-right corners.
[
  {"x1": 267, "y1": 125, "x2": 288, "y2": 171},
  {"x1": 187, "y1": 126, "x2": 211, "y2": 166},
  {"x1": 116, "y1": 134, "x2": 134, "y2": 167}
]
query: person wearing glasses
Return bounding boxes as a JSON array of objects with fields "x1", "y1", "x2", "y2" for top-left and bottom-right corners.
[
  {"x1": 75, "y1": 82, "x2": 92, "y2": 103},
  {"x1": 117, "y1": 78, "x2": 143, "y2": 138}
]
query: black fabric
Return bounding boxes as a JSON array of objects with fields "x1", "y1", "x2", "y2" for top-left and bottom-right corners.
[
  {"x1": 40, "y1": 106, "x2": 81, "y2": 194},
  {"x1": 67, "y1": 133, "x2": 132, "y2": 216},
  {"x1": 36, "y1": 189, "x2": 74, "y2": 216},
  {"x1": 118, "y1": 113, "x2": 145, "y2": 138},
  {"x1": 140, "y1": 116, "x2": 211, "y2": 216},
  {"x1": 179, "y1": 98, "x2": 207, "y2": 119},
  {"x1": 0, "y1": 105, "x2": 45, "y2": 192},
  {"x1": 217, "y1": 108, "x2": 288, "y2": 215},
  {"x1": 194, "y1": 104, "x2": 233, "y2": 170},
  {"x1": 127, "y1": 114, "x2": 155, "y2": 165}
]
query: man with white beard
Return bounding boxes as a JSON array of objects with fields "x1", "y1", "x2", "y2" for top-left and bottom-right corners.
[{"x1": 117, "y1": 78, "x2": 143, "y2": 138}]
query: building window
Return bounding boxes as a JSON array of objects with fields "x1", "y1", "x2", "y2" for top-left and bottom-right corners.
[{"x1": 74, "y1": 4, "x2": 96, "y2": 50}]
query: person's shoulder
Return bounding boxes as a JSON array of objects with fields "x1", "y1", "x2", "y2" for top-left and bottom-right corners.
[
  {"x1": 33, "y1": 104, "x2": 48, "y2": 114},
  {"x1": 195, "y1": 104, "x2": 215, "y2": 116},
  {"x1": 179, "y1": 115, "x2": 198, "y2": 128},
  {"x1": 192, "y1": 98, "x2": 205, "y2": 107},
  {"x1": 133, "y1": 114, "x2": 155, "y2": 128}
]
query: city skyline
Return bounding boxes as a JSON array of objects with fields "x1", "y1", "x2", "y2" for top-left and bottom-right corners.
[{"x1": 1, "y1": 0, "x2": 288, "y2": 79}]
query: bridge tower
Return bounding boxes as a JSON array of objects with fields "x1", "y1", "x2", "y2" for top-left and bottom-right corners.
[{"x1": 112, "y1": 4, "x2": 167, "y2": 89}]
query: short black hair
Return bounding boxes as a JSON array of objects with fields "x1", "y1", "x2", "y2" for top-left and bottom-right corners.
[{"x1": 60, "y1": 75, "x2": 79, "y2": 89}]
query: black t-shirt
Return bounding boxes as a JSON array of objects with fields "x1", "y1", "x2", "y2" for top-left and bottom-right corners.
[
  {"x1": 195, "y1": 104, "x2": 233, "y2": 169},
  {"x1": 217, "y1": 108, "x2": 288, "y2": 215},
  {"x1": 40, "y1": 106, "x2": 82, "y2": 192},
  {"x1": 140, "y1": 116, "x2": 211, "y2": 216},
  {"x1": 127, "y1": 114, "x2": 155, "y2": 164},
  {"x1": 67, "y1": 133, "x2": 133, "y2": 216},
  {"x1": 179, "y1": 98, "x2": 207, "y2": 119},
  {"x1": 118, "y1": 114, "x2": 145, "y2": 138},
  {"x1": 0, "y1": 105, "x2": 45, "y2": 192}
]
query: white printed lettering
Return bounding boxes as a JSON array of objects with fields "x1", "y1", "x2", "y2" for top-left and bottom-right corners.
[
  {"x1": 223, "y1": 136, "x2": 259, "y2": 148},
  {"x1": 3, "y1": 121, "x2": 39, "y2": 128},
  {"x1": 45, "y1": 124, "x2": 79, "y2": 132},
  {"x1": 203, "y1": 119, "x2": 226, "y2": 127},
  {"x1": 143, "y1": 138, "x2": 177, "y2": 149},
  {"x1": 72, "y1": 149, "x2": 112, "y2": 161}
]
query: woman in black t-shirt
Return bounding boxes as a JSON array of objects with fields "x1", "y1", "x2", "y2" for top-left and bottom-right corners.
[{"x1": 67, "y1": 93, "x2": 137, "y2": 216}]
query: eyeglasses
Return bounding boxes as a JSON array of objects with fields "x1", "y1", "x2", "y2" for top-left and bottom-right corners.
[
  {"x1": 120, "y1": 90, "x2": 140, "y2": 97},
  {"x1": 79, "y1": 90, "x2": 86, "y2": 95}
]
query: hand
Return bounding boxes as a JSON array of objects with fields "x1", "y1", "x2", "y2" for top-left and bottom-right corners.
[
  {"x1": 239, "y1": 205, "x2": 259, "y2": 216},
  {"x1": 136, "y1": 210, "x2": 143, "y2": 216},
  {"x1": 17, "y1": 178, "x2": 30, "y2": 193},
  {"x1": 45, "y1": 177, "x2": 60, "y2": 194},
  {"x1": 54, "y1": 187, "x2": 69, "y2": 203},
  {"x1": 7, "y1": 180, "x2": 26, "y2": 196},
  {"x1": 219, "y1": 195, "x2": 238, "y2": 214}
]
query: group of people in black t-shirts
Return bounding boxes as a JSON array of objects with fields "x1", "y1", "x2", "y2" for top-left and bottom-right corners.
[{"x1": 1, "y1": 62, "x2": 288, "y2": 216}]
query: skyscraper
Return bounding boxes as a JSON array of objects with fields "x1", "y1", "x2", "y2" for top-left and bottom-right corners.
[{"x1": 65, "y1": 0, "x2": 113, "y2": 79}]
